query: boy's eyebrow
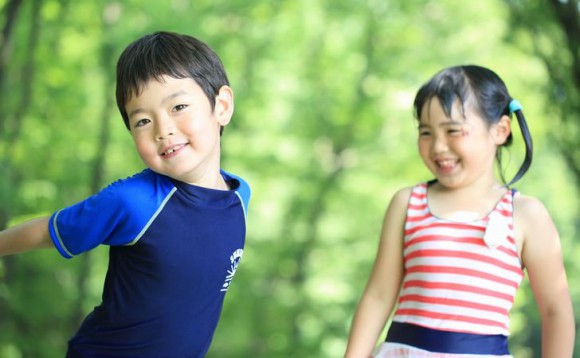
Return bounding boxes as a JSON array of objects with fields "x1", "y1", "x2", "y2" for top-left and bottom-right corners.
[
  {"x1": 128, "y1": 108, "x2": 146, "y2": 119},
  {"x1": 127, "y1": 90, "x2": 188, "y2": 118},
  {"x1": 163, "y1": 90, "x2": 188, "y2": 103}
]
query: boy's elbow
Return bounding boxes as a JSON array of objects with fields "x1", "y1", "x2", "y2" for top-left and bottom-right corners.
[{"x1": 40, "y1": 235, "x2": 55, "y2": 249}]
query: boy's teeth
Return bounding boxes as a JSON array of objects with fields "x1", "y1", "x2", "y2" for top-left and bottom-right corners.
[{"x1": 167, "y1": 149, "x2": 174, "y2": 154}]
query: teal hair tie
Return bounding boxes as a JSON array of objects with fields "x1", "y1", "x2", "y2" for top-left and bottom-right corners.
[{"x1": 509, "y1": 99, "x2": 523, "y2": 113}]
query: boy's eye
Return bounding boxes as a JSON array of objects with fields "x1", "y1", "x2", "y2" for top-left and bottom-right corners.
[
  {"x1": 418, "y1": 130, "x2": 431, "y2": 137},
  {"x1": 173, "y1": 104, "x2": 188, "y2": 112},
  {"x1": 134, "y1": 118, "x2": 151, "y2": 128}
]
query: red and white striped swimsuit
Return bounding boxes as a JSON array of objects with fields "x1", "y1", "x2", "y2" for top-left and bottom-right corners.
[
  {"x1": 395, "y1": 183, "x2": 523, "y2": 334},
  {"x1": 377, "y1": 183, "x2": 523, "y2": 357}
]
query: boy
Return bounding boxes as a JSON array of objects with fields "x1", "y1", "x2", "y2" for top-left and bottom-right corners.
[{"x1": 0, "y1": 31, "x2": 250, "y2": 357}]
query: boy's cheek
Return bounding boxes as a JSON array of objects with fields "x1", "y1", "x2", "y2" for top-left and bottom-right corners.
[{"x1": 132, "y1": 139, "x2": 154, "y2": 158}]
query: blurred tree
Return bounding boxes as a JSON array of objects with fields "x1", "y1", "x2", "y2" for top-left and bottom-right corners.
[
  {"x1": 506, "y1": 0, "x2": 580, "y2": 186},
  {"x1": 0, "y1": 1, "x2": 577, "y2": 357},
  {"x1": 505, "y1": 0, "x2": 580, "y2": 354},
  {"x1": 0, "y1": 0, "x2": 43, "y2": 354}
]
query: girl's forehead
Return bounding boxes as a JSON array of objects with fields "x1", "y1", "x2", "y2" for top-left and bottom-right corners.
[
  {"x1": 420, "y1": 97, "x2": 464, "y2": 124},
  {"x1": 422, "y1": 96, "x2": 486, "y2": 122}
]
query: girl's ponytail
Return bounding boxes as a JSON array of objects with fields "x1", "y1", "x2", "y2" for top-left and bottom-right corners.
[{"x1": 506, "y1": 99, "x2": 533, "y2": 187}]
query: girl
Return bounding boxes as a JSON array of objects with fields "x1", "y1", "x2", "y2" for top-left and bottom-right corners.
[{"x1": 344, "y1": 65, "x2": 574, "y2": 357}]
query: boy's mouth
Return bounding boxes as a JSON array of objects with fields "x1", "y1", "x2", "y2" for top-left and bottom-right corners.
[{"x1": 161, "y1": 144, "x2": 186, "y2": 157}]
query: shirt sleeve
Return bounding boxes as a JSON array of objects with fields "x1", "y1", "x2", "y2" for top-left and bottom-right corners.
[
  {"x1": 222, "y1": 170, "x2": 251, "y2": 218},
  {"x1": 48, "y1": 170, "x2": 176, "y2": 258}
]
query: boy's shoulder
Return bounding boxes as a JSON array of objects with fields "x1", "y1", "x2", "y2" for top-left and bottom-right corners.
[
  {"x1": 107, "y1": 168, "x2": 170, "y2": 190},
  {"x1": 221, "y1": 170, "x2": 251, "y2": 208},
  {"x1": 104, "y1": 168, "x2": 174, "y2": 197},
  {"x1": 105, "y1": 168, "x2": 251, "y2": 210}
]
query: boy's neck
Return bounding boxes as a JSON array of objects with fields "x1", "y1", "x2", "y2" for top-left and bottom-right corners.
[{"x1": 182, "y1": 170, "x2": 229, "y2": 191}]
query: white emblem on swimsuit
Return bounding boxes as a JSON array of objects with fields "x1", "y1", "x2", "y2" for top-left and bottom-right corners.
[
  {"x1": 221, "y1": 248, "x2": 244, "y2": 292},
  {"x1": 483, "y1": 211, "x2": 508, "y2": 249}
]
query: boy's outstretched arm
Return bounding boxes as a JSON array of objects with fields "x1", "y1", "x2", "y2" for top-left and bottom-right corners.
[
  {"x1": 344, "y1": 188, "x2": 410, "y2": 358},
  {"x1": 0, "y1": 217, "x2": 53, "y2": 256}
]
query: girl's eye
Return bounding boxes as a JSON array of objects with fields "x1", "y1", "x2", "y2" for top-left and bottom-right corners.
[
  {"x1": 447, "y1": 128, "x2": 463, "y2": 136},
  {"x1": 419, "y1": 130, "x2": 431, "y2": 137}
]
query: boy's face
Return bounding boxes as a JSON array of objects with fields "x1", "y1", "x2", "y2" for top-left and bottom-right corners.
[{"x1": 125, "y1": 75, "x2": 233, "y2": 186}]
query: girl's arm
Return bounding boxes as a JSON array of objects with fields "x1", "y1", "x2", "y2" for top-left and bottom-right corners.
[
  {"x1": 0, "y1": 217, "x2": 54, "y2": 256},
  {"x1": 344, "y1": 188, "x2": 410, "y2": 358},
  {"x1": 516, "y1": 195, "x2": 575, "y2": 358}
]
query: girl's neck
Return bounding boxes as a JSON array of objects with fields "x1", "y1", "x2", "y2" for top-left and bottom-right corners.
[{"x1": 427, "y1": 180, "x2": 508, "y2": 221}]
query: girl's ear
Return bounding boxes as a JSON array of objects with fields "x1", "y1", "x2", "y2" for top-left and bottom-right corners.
[
  {"x1": 214, "y1": 85, "x2": 234, "y2": 126},
  {"x1": 493, "y1": 115, "x2": 511, "y2": 145}
]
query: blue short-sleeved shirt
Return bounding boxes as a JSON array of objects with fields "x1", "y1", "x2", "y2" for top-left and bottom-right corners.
[{"x1": 48, "y1": 169, "x2": 250, "y2": 357}]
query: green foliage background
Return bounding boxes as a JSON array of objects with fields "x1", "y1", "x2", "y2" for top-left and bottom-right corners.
[{"x1": 0, "y1": 1, "x2": 578, "y2": 357}]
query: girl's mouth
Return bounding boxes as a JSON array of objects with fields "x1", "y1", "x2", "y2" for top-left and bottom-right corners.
[{"x1": 436, "y1": 159, "x2": 457, "y2": 169}]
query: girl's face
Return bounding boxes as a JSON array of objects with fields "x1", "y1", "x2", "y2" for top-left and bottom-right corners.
[
  {"x1": 417, "y1": 97, "x2": 510, "y2": 189},
  {"x1": 125, "y1": 75, "x2": 233, "y2": 187}
]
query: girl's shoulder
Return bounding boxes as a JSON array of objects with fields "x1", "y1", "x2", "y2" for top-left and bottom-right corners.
[
  {"x1": 391, "y1": 186, "x2": 415, "y2": 204},
  {"x1": 512, "y1": 192, "x2": 552, "y2": 221},
  {"x1": 386, "y1": 186, "x2": 416, "y2": 217},
  {"x1": 513, "y1": 192, "x2": 558, "y2": 255}
]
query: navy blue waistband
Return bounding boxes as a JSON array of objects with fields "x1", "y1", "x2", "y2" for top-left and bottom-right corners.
[{"x1": 385, "y1": 321, "x2": 510, "y2": 355}]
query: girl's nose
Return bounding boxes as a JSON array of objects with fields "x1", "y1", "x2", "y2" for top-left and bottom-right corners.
[{"x1": 431, "y1": 136, "x2": 448, "y2": 154}]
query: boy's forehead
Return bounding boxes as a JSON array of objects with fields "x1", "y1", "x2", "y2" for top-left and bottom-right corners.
[
  {"x1": 131, "y1": 75, "x2": 168, "y2": 95},
  {"x1": 126, "y1": 76, "x2": 190, "y2": 101},
  {"x1": 125, "y1": 76, "x2": 207, "y2": 110}
]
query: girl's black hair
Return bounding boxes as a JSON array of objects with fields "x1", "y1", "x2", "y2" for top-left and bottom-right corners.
[
  {"x1": 115, "y1": 31, "x2": 230, "y2": 132},
  {"x1": 413, "y1": 65, "x2": 533, "y2": 187}
]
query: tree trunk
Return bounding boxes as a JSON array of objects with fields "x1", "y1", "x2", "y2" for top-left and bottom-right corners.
[{"x1": 0, "y1": 0, "x2": 42, "y2": 336}]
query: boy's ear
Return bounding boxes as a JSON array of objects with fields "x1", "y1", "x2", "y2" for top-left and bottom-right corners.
[
  {"x1": 493, "y1": 115, "x2": 511, "y2": 145},
  {"x1": 214, "y1": 85, "x2": 234, "y2": 126}
]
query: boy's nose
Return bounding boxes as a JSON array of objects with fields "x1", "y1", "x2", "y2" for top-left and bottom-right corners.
[
  {"x1": 156, "y1": 127, "x2": 175, "y2": 141},
  {"x1": 155, "y1": 118, "x2": 176, "y2": 141}
]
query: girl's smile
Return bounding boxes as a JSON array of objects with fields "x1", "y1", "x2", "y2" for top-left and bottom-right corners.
[{"x1": 417, "y1": 97, "x2": 506, "y2": 190}]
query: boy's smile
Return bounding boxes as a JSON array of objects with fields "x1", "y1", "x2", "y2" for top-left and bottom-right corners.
[
  {"x1": 125, "y1": 75, "x2": 233, "y2": 187},
  {"x1": 161, "y1": 143, "x2": 186, "y2": 157}
]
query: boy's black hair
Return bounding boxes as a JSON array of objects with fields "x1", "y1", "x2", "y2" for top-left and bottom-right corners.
[
  {"x1": 413, "y1": 65, "x2": 533, "y2": 186},
  {"x1": 116, "y1": 31, "x2": 230, "y2": 132}
]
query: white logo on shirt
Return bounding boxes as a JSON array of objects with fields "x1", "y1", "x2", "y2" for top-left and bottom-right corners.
[{"x1": 221, "y1": 248, "x2": 243, "y2": 292}]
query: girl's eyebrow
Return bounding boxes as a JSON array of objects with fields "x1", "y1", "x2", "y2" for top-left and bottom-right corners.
[
  {"x1": 440, "y1": 120, "x2": 463, "y2": 126},
  {"x1": 418, "y1": 120, "x2": 463, "y2": 128}
]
